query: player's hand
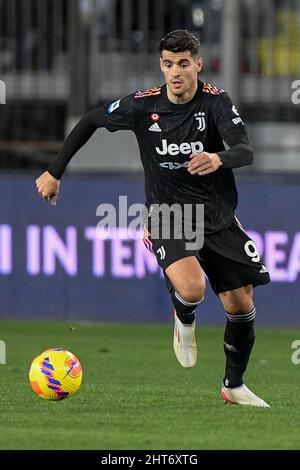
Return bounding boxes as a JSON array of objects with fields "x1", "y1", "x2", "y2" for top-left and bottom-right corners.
[
  {"x1": 35, "y1": 171, "x2": 60, "y2": 206},
  {"x1": 188, "y1": 152, "x2": 222, "y2": 176}
]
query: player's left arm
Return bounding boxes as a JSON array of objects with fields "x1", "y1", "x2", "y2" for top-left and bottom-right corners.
[{"x1": 188, "y1": 93, "x2": 253, "y2": 176}]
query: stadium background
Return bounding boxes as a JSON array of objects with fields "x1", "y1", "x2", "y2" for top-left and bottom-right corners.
[
  {"x1": 0, "y1": 0, "x2": 300, "y2": 452},
  {"x1": 0, "y1": 0, "x2": 299, "y2": 326}
]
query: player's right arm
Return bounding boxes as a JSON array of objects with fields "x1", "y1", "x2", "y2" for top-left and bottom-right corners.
[
  {"x1": 35, "y1": 95, "x2": 138, "y2": 204},
  {"x1": 36, "y1": 171, "x2": 60, "y2": 206}
]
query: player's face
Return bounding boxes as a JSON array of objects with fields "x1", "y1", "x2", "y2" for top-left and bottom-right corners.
[{"x1": 160, "y1": 50, "x2": 203, "y2": 103}]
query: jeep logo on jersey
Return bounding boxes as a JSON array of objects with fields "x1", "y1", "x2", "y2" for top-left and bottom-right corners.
[
  {"x1": 194, "y1": 112, "x2": 206, "y2": 131},
  {"x1": 155, "y1": 139, "x2": 204, "y2": 156}
]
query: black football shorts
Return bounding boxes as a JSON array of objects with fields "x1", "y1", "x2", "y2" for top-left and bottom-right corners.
[{"x1": 143, "y1": 217, "x2": 271, "y2": 294}]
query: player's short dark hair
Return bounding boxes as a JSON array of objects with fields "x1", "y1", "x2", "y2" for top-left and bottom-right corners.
[{"x1": 159, "y1": 30, "x2": 200, "y2": 57}]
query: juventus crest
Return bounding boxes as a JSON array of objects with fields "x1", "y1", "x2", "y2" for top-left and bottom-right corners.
[{"x1": 194, "y1": 112, "x2": 206, "y2": 131}]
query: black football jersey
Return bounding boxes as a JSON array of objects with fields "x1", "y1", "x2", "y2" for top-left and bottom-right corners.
[{"x1": 48, "y1": 80, "x2": 254, "y2": 234}]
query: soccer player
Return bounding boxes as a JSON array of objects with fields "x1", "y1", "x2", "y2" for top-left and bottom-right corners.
[{"x1": 36, "y1": 30, "x2": 271, "y2": 407}]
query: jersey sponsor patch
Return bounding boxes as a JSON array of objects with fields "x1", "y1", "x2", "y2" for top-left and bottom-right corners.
[
  {"x1": 107, "y1": 100, "x2": 121, "y2": 113},
  {"x1": 134, "y1": 87, "x2": 162, "y2": 99},
  {"x1": 232, "y1": 117, "x2": 244, "y2": 125},
  {"x1": 232, "y1": 105, "x2": 240, "y2": 116},
  {"x1": 232, "y1": 106, "x2": 244, "y2": 125},
  {"x1": 151, "y1": 113, "x2": 160, "y2": 121},
  {"x1": 203, "y1": 83, "x2": 225, "y2": 95}
]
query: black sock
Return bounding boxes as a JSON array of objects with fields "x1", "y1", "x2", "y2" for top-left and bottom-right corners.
[
  {"x1": 223, "y1": 308, "x2": 256, "y2": 388},
  {"x1": 171, "y1": 290, "x2": 203, "y2": 325}
]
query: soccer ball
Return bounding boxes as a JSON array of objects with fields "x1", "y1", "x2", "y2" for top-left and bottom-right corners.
[{"x1": 29, "y1": 348, "x2": 82, "y2": 400}]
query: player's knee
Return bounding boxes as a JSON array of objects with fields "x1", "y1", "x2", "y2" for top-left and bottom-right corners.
[
  {"x1": 225, "y1": 300, "x2": 253, "y2": 314},
  {"x1": 176, "y1": 279, "x2": 205, "y2": 303},
  {"x1": 220, "y1": 285, "x2": 253, "y2": 314}
]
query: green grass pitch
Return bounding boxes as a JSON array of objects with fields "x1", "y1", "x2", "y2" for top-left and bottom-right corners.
[{"x1": 0, "y1": 320, "x2": 299, "y2": 450}]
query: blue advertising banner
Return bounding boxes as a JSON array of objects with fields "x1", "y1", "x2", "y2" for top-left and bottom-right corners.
[{"x1": 0, "y1": 173, "x2": 299, "y2": 326}]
